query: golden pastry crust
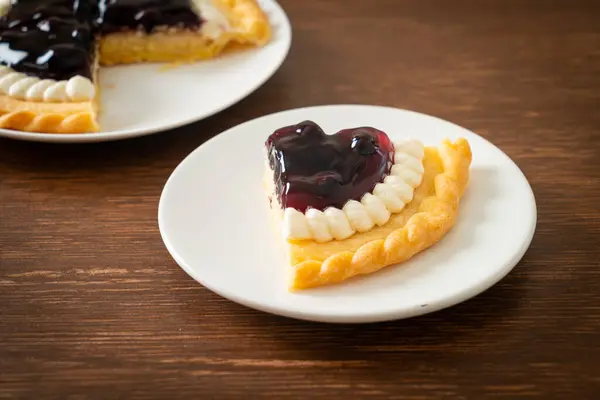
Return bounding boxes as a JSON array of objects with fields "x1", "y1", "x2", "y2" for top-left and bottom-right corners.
[
  {"x1": 100, "y1": 0, "x2": 271, "y2": 65},
  {"x1": 268, "y1": 138, "x2": 472, "y2": 290},
  {"x1": 0, "y1": 95, "x2": 99, "y2": 133},
  {"x1": 213, "y1": 0, "x2": 272, "y2": 45}
]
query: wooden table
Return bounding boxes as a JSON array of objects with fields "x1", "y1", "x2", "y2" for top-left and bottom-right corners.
[{"x1": 1, "y1": 1, "x2": 599, "y2": 398}]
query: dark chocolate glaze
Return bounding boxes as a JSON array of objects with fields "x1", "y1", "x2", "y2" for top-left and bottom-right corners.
[
  {"x1": 266, "y1": 121, "x2": 395, "y2": 213},
  {"x1": 0, "y1": 0, "x2": 203, "y2": 82}
]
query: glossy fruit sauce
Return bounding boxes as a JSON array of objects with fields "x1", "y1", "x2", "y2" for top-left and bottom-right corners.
[
  {"x1": 98, "y1": 0, "x2": 202, "y2": 34},
  {"x1": 266, "y1": 120, "x2": 395, "y2": 212},
  {"x1": 0, "y1": 0, "x2": 202, "y2": 81}
]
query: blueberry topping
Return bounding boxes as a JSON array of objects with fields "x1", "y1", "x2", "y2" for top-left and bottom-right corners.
[
  {"x1": 351, "y1": 131, "x2": 378, "y2": 156},
  {"x1": 265, "y1": 121, "x2": 395, "y2": 212},
  {"x1": 0, "y1": 0, "x2": 203, "y2": 81}
]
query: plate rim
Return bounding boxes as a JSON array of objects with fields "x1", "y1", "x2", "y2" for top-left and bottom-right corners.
[
  {"x1": 158, "y1": 104, "x2": 538, "y2": 323},
  {"x1": 0, "y1": 0, "x2": 292, "y2": 144}
]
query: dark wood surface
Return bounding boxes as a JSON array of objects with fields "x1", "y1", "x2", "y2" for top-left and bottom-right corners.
[{"x1": 1, "y1": 0, "x2": 599, "y2": 398}]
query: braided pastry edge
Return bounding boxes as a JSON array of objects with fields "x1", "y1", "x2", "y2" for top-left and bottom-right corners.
[
  {"x1": 0, "y1": 110, "x2": 98, "y2": 134},
  {"x1": 290, "y1": 137, "x2": 473, "y2": 290}
]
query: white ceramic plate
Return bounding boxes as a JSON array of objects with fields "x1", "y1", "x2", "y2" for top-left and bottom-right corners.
[
  {"x1": 158, "y1": 105, "x2": 537, "y2": 323},
  {"x1": 0, "y1": 0, "x2": 291, "y2": 143}
]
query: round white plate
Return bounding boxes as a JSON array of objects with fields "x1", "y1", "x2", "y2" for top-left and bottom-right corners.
[
  {"x1": 158, "y1": 105, "x2": 537, "y2": 323},
  {"x1": 0, "y1": 0, "x2": 291, "y2": 143}
]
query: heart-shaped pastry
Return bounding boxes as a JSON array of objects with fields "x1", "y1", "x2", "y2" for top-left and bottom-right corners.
[
  {"x1": 266, "y1": 120, "x2": 394, "y2": 212},
  {"x1": 264, "y1": 120, "x2": 473, "y2": 290}
]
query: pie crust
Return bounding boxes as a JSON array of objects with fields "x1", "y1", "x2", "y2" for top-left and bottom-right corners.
[
  {"x1": 0, "y1": 96, "x2": 99, "y2": 133},
  {"x1": 266, "y1": 137, "x2": 473, "y2": 290},
  {"x1": 0, "y1": 0, "x2": 271, "y2": 134}
]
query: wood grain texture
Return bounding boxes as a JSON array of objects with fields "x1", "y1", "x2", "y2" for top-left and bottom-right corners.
[{"x1": 1, "y1": 0, "x2": 600, "y2": 398}]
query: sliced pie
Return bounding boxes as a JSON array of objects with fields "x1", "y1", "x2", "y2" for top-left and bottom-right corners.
[
  {"x1": 264, "y1": 121, "x2": 473, "y2": 290},
  {"x1": 0, "y1": 0, "x2": 271, "y2": 134}
]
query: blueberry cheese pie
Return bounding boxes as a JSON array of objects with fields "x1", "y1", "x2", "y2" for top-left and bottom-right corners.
[
  {"x1": 0, "y1": 0, "x2": 271, "y2": 133},
  {"x1": 264, "y1": 121, "x2": 472, "y2": 290}
]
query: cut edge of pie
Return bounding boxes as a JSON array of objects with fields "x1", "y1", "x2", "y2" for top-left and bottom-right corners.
[
  {"x1": 265, "y1": 137, "x2": 473, "y2": 291},
  {"x1": 99, "y1": 0, "x2": 272, "y2": 65},
  {"x1": 0, "y1": 0, "x2": 271, "y2": 134}
]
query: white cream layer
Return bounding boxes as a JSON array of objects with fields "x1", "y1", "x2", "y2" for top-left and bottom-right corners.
[
  {"x1": 0, "y1": 66, "x2": 95, "y2": 102},
  {"x1": 282, "y1": 139, "x2": 426, "y2": 243},
  {"x1": 193, "y1": 0, "x2": 232, "y2": 40}
]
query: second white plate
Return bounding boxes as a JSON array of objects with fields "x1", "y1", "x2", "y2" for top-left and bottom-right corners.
[
  {"x1": 158, "y1": 105, "x2": 537, "y2": 323},
  {"x1": 0, "y1": 0, "x2": 291, "y2": 143}
]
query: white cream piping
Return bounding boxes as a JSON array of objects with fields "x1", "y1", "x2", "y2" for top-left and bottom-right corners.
[
  {"x1": 0, "y1": 65, "x2": 95, "y2": 102},
  {"x1": 193, "y1": 0, "x2": 232, "y2": 40},
  {"x1": 283, "y1": 139, "x2": 426, "y2": 243}
]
